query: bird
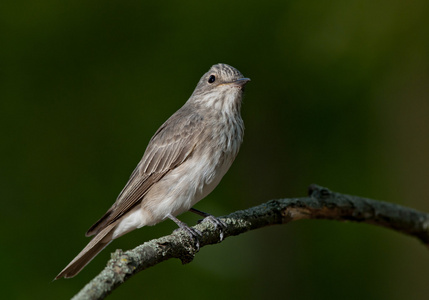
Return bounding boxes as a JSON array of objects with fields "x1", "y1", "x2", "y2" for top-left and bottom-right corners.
[{"x1": 55, "y1": 63, "x2": 250, "y2": 279}]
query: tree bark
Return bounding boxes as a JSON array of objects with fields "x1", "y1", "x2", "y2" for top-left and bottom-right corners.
[{"x1": 71, "y1": 185, "x2": 429, "y2": 300}]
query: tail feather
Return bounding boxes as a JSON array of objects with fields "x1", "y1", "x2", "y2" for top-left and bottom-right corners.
[
  {"x1": 86, "y1": 210, "x2": 113, "y2": 237},
  {"x1": 55, "y1": 223, "x2": 116, "y2": 279}
]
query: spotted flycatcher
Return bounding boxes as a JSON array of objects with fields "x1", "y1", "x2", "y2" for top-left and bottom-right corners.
[{"x1": 56, "y1": 63, "x2": 250, "y2": 279}]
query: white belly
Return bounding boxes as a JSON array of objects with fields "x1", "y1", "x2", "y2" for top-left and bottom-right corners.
[
  {"x1": 112, "y1": 151, "x2": 233, "y2": 239},
  {"x1": 143, "y1": 151, "x2": 233, "y2": 223}
]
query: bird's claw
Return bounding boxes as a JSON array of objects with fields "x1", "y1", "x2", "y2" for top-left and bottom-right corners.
[
  {"x1": 200, "y1": 215, "x2": 227, "y2": 241},
  {"x1": 168, "y1": 214, "x2": 201, "y2": 250},
  {"x1": 189, "y1": 209, "x2": 227, "y2": 241},
  {"x1": 173, "y1": 224, "x2": 202, "y2": 250}
]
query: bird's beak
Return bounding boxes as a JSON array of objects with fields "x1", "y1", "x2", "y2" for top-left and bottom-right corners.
[{"x1": 230, "y1": 77, "x2": 251, "y2": 87}]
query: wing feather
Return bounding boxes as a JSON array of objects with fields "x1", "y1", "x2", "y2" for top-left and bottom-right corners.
[{"x1": 86, "y1": 107, "x2": 204, "y2": 236}]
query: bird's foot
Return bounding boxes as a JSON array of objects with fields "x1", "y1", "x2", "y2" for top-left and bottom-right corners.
[
  {"x1": 189, "y1": 208, "x2": 227, "y2": 241},
  {"x1": 168, "y1": 214, "x2": 202, "y2": 250}
]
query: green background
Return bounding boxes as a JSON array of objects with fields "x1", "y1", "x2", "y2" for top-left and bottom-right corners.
[{"x1": 2, "y1": 1, "x2": 429, "y2": 299}]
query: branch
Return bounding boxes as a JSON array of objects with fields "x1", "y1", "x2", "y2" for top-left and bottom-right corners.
[{"x1": 72, "y1": 185, "x2": 429, "y2": 300}]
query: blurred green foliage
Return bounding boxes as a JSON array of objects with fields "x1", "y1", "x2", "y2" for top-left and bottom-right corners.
[{"x1": 1, "y1": 0, "x2": 429, "y2": 299}]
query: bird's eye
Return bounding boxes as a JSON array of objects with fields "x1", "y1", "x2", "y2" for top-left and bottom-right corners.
[{"x1": 208, "y1": 75, "x2": 216, "y2": 84}]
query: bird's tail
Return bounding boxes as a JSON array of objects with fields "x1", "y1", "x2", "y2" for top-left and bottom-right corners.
[{"x1": 55, "y1": 223, "x2": 116, "y2": 279}]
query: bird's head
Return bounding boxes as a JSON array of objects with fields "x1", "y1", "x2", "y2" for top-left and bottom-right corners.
[{"x1": 189, "y1": 63, "x2": 250, "y2": 112}]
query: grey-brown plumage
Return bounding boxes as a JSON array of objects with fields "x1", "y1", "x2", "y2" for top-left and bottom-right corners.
[{"x1": 56, "y1": 63, "x2": 250, "y2": 279}]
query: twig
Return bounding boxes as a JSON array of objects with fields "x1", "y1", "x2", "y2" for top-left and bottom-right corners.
[{"x1": 71, "y1": 184, "x2": 429, "y2": 300}]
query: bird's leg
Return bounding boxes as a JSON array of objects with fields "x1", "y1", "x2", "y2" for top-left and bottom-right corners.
[
  {"x1": 189, "y1": 208, "x2": 227, "y2": 241},
  {"x1": 167, "y1": 214, "x2": 202, "y2": 249}
]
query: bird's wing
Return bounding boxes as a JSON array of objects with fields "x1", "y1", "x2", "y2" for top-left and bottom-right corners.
[{"x1": 86, "y1": 108, "x2": 204, "y2": 236}]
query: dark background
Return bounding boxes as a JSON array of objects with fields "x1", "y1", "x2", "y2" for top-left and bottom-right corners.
[{"x1": 2, "y1": 1, "x2": 429, "y2": 299}]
